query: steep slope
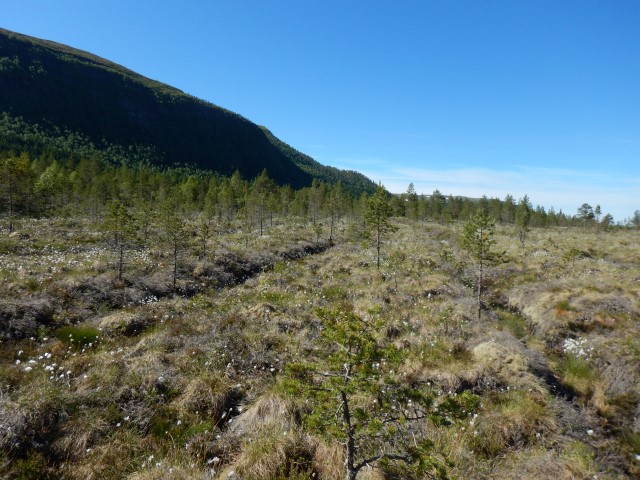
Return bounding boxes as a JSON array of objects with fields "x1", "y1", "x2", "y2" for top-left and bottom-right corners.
[{"x1": 0, "y1": 28, "x2": 374, "y2": 192}]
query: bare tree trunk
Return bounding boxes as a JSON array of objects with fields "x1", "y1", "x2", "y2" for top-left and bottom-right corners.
[
  {"x1": 259, "y1": 204, "x2": 264, "y2": 236},
  {"x1": 341, "y1": 390, "x2": 357, "y2": 480},
  {"x1": 329, "y1": 214, "x2": 334, "y2": 243},
  {"x1": 477, "y1": 259, "x2": 483, "y2": 321},
  {"x1": 119, "y1": 243, "x2": 124, "y2": 281},
  {"x1": 8, "y1": 179, "x2": 15, "y2": 233},
  {"x1": 173, "y1": 242, "x2": 178, "y2": 290},
  {"x1": 376, "y1": 225, "x2": 381, "y2": 269}
]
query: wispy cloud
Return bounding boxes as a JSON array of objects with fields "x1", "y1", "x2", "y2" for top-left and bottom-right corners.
[{"x1": 364, "y1": 165, "x2": 639, "y2": 221}]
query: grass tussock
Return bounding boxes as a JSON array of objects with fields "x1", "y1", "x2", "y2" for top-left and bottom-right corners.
[
  {"x1": 228, "y1": 425, "x2": 315, "y2": 480},
  {"x1": 469, "y1": 390, "x2": 557, "y2": 458}
]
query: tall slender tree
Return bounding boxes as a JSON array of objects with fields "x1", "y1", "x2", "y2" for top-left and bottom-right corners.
[
  {"x1": 308, "y1": 179, "x2": 325, "y2": 225},
  {"x1": 159, "y1": 197, "x2": 186, "y2": 291},
  {"x1": 429, "y1": 189, "x2": 446, "y2": 222},
  {"x1": 1, "y1": 153, "x2": 33, "y2": 232},
  {"x1": 326, "y1": 181, "x2": 347, "y2": 243},
  {"x1": 365, "y1": 184, "x2": 398, "y2": 269},
  {"x1": 35, "y1": 160, "x2": 66, "y2": 210},
  {"x1": 404, "y1": 182, "x2": 418, "y2": 220},
  {"x1": 594, "y1": 204, "x2": 602, "y2": 223},
  {"x1": 515, "y1": 195, "x2": 532, "y2": 247},
  {"x1": 103, "y1": 200, "x2": 137, "y2": 281},
  {"x1": 461, "y1": 211, "x2": 500, "y2": 320},
  {"x1": 502, "y1": 194, "x2": 516, "y2": 224},
  {"x1": 249, "y1": 169, "x2": 276, "y2": 236}
]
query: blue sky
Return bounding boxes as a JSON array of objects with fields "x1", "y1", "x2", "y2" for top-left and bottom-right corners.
[{"x1": 4, "y1": 1, "x2": 639, "y2": 221}]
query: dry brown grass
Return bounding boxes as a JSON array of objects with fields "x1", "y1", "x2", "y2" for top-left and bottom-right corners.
[
  {"x1": 52, "y1": 409, "x2": 110, "y2": 460},
  {"x1": 62, "y1": 429, "x2": 148, "y2": 480},
  {"x1": 176, "y1": 373, "x2": 238, "y2": 422},
  {"x1": 227, "y1": 425, "x2": 315, "y2": 480},
  {"x1": 469, "y1": 389, "x2": 557, "y2": 458},
  {"x1": 229, "y1": 392, "x2": 301, "y2": 437},
  {"x1": 127, "y1": 463, "x2": 209, "y2": 480},
  {"x1": 311, "y1": 439, "x2": 345, "y2": 479},
  {"x1": 488, "y1": 447, "x2": 607, "y2": 480}
]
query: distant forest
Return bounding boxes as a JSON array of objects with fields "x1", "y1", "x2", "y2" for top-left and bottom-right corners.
[{"x1": 2, "y1": 145, "x2": 634, "y2": 234}]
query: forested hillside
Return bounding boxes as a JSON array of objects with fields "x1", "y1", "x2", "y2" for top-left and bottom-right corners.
[{"x1": 0, "y1": 28, "x2": 374, "y2": 192}]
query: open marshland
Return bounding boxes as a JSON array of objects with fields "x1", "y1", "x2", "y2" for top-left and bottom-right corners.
[{"x1": 1, "y1": 216, "x2": 638, "y2": 479}]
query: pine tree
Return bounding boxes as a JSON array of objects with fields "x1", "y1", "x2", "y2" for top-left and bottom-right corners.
[
  {"x1": 404, "y1": 182, "x2": 418, "y2": 220},
  {"x1": 159, "y1": 197, "x2": 186, "y2": 291},
  {"x1": 515, "y1": 195, "x2": 532, "y2": 247},
  {"x1": 502, "y1": 194, "x2": 516, "y2": 224},
  {"x1": 103, "y1": 200, "x2": 137, "y2": 281},
  {"x1": 429, "y1": 190, "x2": 446, "y2": 222},
  {"x1": 600, "y1": 213, "x2": 614, "y2": 231},
  {"x1": 35, "y1": 161, "x2": 66, "y2": 210},
  {"x1": 0, "y1": 152, "x2": 34, "y2": 231},
  {"x1": 284, "y1": 309, "x2": 447, "y2": 480},
  {"x1": 197, "y1": 211, "x2": 215, "y2": 259},
  {"x1": 326, "y1": 182, "x2": 347, "y2": 243},
  {"x1": 594, "y1": 204, "x2": 602, "y2": 223},
  {"x1": 365, "y1": 184, "x2": 398, "y2": 269},
  {"x1": 577, "y1": 203, "x2": 595, "y2": 229},
  {"x1": 461, "y1": 211, "x2": 500, "y2": 320},
  {"x1": 308, "y1": 179, "x2": 325, "y2": 225},
  {"x1": 249, "y1": 169, "x2": 276, "y2": 236}
]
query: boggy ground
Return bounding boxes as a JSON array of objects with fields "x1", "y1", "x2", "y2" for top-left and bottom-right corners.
[{"x1": 0, "y1": 216, "x2": 638, "y2": 479}]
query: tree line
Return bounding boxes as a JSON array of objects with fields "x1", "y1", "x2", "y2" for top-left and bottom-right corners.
[{"x1": 1, "y1": 150, "x2": 637, "y2": 236}]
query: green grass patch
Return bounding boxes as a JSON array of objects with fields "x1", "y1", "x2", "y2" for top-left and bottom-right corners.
[
  {"x1": 555, "y1": 300, "x2": 577, "y2": 313},
  {"x1": 272, "y1": 260, "x2": 288, "y2": 274},
  {"x1": 8, "y1": 450, "x2": 51, "y2": 480},
  {"x1": 413, "y1": 338, "x2": 459, "y2": 368},
  {"x1": 260, "y1": 291, "x2": 293, "y2": 304},
  {"x1": 321, "y1": 284, "x2": 348, "y2": 300},
  {"x1": 560, "y1": 353, "x2": 597, "y2": 398},
  {"x1": 562, "y1": 441, "x2": 597, "y2": 473},
  {"x1": 563, "y1": 354, "x2": 594, "y2": 380},
  {"x1": 54, "y1": 325, "x2": 100, "y2": 346},
  {"x1": 563, "y1": 247, "x2": 592, "y2": 263},
  {"x1": 182, "y1": 420, "x2": 216, "y2": 439},
  {"x1": 497, "y1": 309, "x2": 528, "y2": 339},
  {"x1": 470, "y1": 390, "x2": 552, "y2": 458},
  {"x1": 621, "y1": 429, "x2": 640, "y2": 454},
  {"x1": 150, "y1": 407, "x2": 215, "y2": 444},
  {"x1": 0, "y1": 238, "x2": 19, "y2": 254}
]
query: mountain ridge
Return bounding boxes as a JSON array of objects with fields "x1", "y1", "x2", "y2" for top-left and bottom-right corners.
[{"x1": 0, "y1": 27, "x2": 375, "y2": 192}]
